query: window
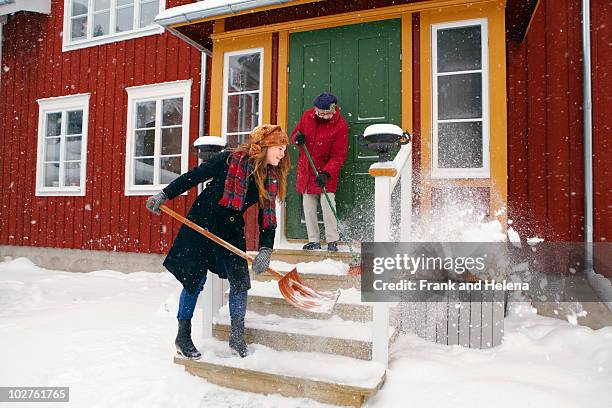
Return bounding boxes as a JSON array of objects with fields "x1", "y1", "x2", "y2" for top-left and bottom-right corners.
[
  {"x1": 222, "y1": 49, "x2": 263, "y2": 147},
  {"x1": 124, "y1": 80, "x2": 191, "y2": 195},
  {"x1": 36, "y1": 93, "x2": 90, "y2": 196},
  {"x1": 63, "y1": 0, "x2": 164, "y2": 51},
  {"x1": 431, "y1": 19, "x2": 489, "y2": 179}
]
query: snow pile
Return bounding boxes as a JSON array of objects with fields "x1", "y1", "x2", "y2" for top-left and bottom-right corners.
[{"x1": 1, "y1": 258, "x2": 611, "y2": 408}]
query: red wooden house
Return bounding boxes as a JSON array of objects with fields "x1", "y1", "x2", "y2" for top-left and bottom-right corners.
[{"x1": 0, "y1": 0, "x2": 609, "y2": 279}]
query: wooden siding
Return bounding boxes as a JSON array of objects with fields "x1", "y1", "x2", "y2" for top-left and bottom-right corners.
[
  {"x1": 0, "y1": 0, "x2": 204, "y2": 254},
  {"x1": 507, "y1": 0, "x2": 611, "y2": 255}
]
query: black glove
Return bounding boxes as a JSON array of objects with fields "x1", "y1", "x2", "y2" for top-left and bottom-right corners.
[
  {"x1": 145, "y1": 190, "x2": 168, "y2": 215},
  {"x1": 252, "y1": 247, "x2": 272, "y2": 275},
  {"x1": 315, "y1": 171, "x2": 330, "y2": 188},
  {"x1": 294, "y1": 132, "x2": 306, "y2": 146}
]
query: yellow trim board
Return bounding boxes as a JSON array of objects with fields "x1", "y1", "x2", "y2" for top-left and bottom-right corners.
[
  {"x1": 419, "y1": 1, "x2": 507, "y2": 220},
  {"x1": 209, "y1": 33, "x2": 274, "y2": 139},
  {"x1": 207, "y1": 0, "x2": 501, "y2": 41}
]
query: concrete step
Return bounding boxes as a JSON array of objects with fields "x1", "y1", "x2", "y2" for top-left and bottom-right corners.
[
  {"x1": 176, "y1": 339, "x2": 385, "y2": 407},
  {"x1": 250, "y1": 259, "x2": 360, "y2": 291},
  {"x1": 230, "y1": 280, "x2": 372, "y2": 322},
  {"x1": 269, "y1": 247, "x2": 357, "y2": 264},
  {"x1": 213, "y1": 309, "x2": 396, "y2": 361}
]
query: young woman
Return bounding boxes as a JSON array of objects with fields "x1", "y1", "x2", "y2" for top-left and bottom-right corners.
[{"x1": 146, "y1": 124, "x2": 290, "y2": 359}]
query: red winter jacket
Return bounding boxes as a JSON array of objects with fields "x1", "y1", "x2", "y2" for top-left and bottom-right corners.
[{"x1": 291, "y1": 107, "x2": 349, "y2": 194}]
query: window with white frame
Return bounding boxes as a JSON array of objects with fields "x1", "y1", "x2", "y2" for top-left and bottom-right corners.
[
  {"x1": 432, "y1": 19, "x2": 489, "y2": 179},
  {"x1": 64, "y1": 0, "x2": 164, "y2": 51},
  {"x1": 36, "y1": 93, "x2": 90, "y2": 196},
  {"x1": 222, "y1": 49, "x2": 263, "y2": 147},
  {"x1": 125, "y1": 80, "x2": 191, "y2": 195}
]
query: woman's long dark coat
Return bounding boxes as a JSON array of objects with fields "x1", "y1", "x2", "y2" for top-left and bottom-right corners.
[{"x1": 162, "y1": 151, "x2": 275, "y2": 295}]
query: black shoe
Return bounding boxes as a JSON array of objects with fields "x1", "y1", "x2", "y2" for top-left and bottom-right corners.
[
  {"x1": 327, "y1": 241, "x2": 338, "y2": 252},
  {"x1": 175, "y1": 320, "x2": 202, "y2": 360},
  {"x1": 229, "y1": 317, "x2": 249, "y2": 358},
  {"x1": 302, "y1": 242, "x2": 321, "y2": 250}
]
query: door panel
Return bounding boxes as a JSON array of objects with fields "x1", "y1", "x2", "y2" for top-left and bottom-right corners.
[{"x1": 286, "y1": 20, "x2": 401, "y2": 240}]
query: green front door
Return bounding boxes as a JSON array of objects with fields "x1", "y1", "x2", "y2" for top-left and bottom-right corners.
[{"x1": 286, "y1": 19, "x2": 402, "y2": 240}]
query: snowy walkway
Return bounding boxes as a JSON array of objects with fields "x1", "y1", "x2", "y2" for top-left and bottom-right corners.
[{"x1": 1, "y1": 258, "x2": 611, "y2": 408}]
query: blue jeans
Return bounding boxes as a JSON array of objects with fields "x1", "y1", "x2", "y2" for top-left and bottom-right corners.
[{"x1": 176, "y1": 272, "x2": 248, "y2": 321}]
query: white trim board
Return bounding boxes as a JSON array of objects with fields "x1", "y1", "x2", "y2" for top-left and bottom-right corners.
[
  {"x1": 431, "y1": 18, "x2": 490, "y2": 179},
  {"x1": 124, "y1": 79, "x2": 192, "y2": 196},
  {"x1": 35, "y1": 93, "x2": 91, "y2": 196}
]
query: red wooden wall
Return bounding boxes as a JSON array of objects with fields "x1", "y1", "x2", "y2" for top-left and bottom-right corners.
[
  {"x1": 507, "y1": 0, "x2": 611, "y2": 276},
  {"x1": 0, "y1": 0, "x2": 204, "y2": 254}
]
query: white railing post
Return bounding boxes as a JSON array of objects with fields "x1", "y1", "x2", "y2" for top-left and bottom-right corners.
[
  {"x1": 202, "y1": 274, "x2": 224, "y2": 338},
  {"x1": 369, "y1": 142, "x2": 413, "y2": 368}
]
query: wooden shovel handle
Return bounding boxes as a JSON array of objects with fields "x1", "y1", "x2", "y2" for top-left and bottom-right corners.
[{"x1": 159, "y1": 205, "x2": 284, "y2": 280}]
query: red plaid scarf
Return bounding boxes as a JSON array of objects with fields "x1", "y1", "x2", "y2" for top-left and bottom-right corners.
[{"x1": 218, "y1": 151, "x2": 278, "y2": 229}]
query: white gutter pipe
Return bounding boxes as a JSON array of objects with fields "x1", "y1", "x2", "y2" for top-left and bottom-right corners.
[{"x1": 582, "y1": 0, "x2": 612, "y2": 311}]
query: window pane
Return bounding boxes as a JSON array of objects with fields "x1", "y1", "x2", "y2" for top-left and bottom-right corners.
[
  {"x1": 437, "y1": 25, "x2": 481, "y2": 73},
  {"x1": 226, "y1": 134, "x2": 248, "y2": 148},
  {"x1": 43, "y1": 163, "x2": 60, "y2": 187},
  {"x1": 45, "y1": 138, "x2": 61, "y2": 162},
  {"x1": 117, "y1": 0, "x2": 134, "y2": 5},
  {"x1": 64, "y1": 162, "x2": 81, "y2": 187},
  {"x1": 94, "y1": 0, "x2": 110, "y2": 11},
  {"x1": 134, "y1": 158, "x2": 154, "y2": 185},
  {"x1": 438, "y1": 122, "x2": 483, "y2": 168},
  {"x1": 93, "y1": 12, "x2": 110, "y2": 37},
  {"x1": 46, "y1": 112, "x2": 62, "y2": 136},
  {"x1": 71, "y1": 17, "x2": 88, "y2": 40},
  {"x1": 139, "y1": 1, "x2": 159, "y2": 27},
  {"x1": 161, "y1": 127, "x2": 181, "y2": 155},
  {"x1": 136, "y1": 101, "x2": 156, "y2": 128},
  {"x1": 227, "y1": 53, "x2": 261, "y2": 92},
  {"x1": 65, "y1": 136, "x2": 82, "y2": 161},
  {"x1": 226, "y1": 93, "x2": 259, "y2": 133},
  {"x1": 160, "y1": 157, "x2": 181, "y2": 184},
  {"x1": 162, "y1": 98, "x2": 182, "y2": 126},
  {"x1": 116, "y1": 6, "x2": 135, "y2": 33},
  {"x1": 135, "y1": 129, "x2": 155, "y2": 157},
  {"x1": 438, "y1": 73, "x2": 482, "y2": 120},
  {"x1": 72, "y1": 0, "x2": 88, "y2": 16},
  {"x1": 67, "y1": 110, "x2": 83, "y2": 135}
]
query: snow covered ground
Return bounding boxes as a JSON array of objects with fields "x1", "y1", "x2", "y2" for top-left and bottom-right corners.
[{"x1": 1, "y1": 257, "x2": 611, "y2": 408}]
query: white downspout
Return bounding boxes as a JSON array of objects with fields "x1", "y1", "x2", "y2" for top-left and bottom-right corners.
[
  {"x1": 582, "y1": 0, "x2": 593, "y2": 273},
  {"x1": 581, "y1": 0, "x2": 611, "y2": 311}
]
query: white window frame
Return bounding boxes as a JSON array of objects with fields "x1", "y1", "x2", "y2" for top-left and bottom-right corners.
[
  {"x1": 222, "y1": 47, "x2": 264, "y2": 146},
  {"x1": 431, "y1": 18, "x2": 490, "y2": 179},
  {"x1": 62, "y1": 0, "x2": 165, "y2": 52},
  {"x1": 35, "y1": 93, "x2": 91, "y2": 196},
  {"x1": 124, "y1": 79, "x2": 191, "y2": 196}
]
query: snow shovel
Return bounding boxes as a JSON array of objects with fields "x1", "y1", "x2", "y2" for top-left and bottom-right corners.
[
  {"x1": 298, "y1": 140, "x2": 362, "y2": 275},
  {"x1": 159, "y1": 205, "x2": 339, "y2": 314}
]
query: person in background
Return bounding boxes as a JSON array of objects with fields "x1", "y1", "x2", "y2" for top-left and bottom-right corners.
[
  {"x1": 291, "y1": 92, "x2": 348, "y2": 252},
  {"x1": 146, "y1": 125, "x2": 290, "y2": 359}
]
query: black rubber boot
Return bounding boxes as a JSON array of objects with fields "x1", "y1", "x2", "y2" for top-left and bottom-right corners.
[
  {"x1": 175, "y1": 320, "x2": 201, "y2": 360},
  {"x1": 302, "y1": 242, "x2": 321, "y2": 250},
  {"x1": 327, "y1": 241, "x2": 338, "y2": 252},
  {"x1": 229, "y1": 318, "x2": 249, "y2": 358}
]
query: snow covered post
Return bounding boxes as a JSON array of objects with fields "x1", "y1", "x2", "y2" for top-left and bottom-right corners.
[
  {"x1": 364, "y1": 124, "x2": 413, "y2": 368},
  {"x1": 194, "y1": 136, "x2": 227, "y2": 338}
]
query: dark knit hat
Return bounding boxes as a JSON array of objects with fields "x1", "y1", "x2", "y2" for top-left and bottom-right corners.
[{"x1": 313, "y1": 92, "x2": 338, "y2": 110}]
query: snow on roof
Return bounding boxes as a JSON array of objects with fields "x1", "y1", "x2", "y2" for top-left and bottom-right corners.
[{"x1": 155, "y1": 0, "x2": 299, "y2": 27}]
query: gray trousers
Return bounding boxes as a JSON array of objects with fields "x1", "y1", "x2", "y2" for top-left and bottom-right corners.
[{"x1": 302, "y1": 193, "x2": 339, "y2": 243}]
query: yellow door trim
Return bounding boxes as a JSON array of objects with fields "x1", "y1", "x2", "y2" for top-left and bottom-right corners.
[
  {"x1": 204, "y1": 0, "x2": 502, "y2": 41},
  {"x1": 419, "y1": 1, "x2": 508, "y2": 221},
  {"x1": 209, "y1": 33, "x2": 274, "y2": 140}
]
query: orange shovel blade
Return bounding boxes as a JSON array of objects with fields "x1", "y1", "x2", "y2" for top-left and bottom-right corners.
[{"x1": 277, "y1": 268, "x2": 340, "y2": 314}]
